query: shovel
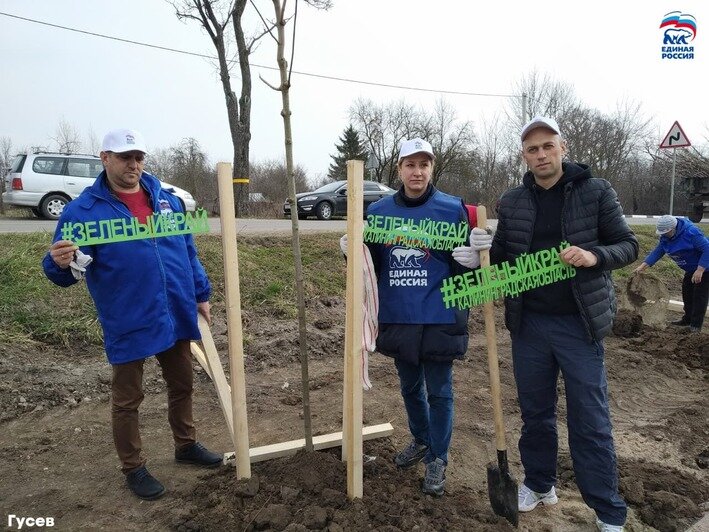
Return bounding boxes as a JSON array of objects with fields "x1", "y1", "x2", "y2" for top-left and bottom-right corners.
[{"x1": 477, "y1": 205, "x2": 519, "y2": 527}]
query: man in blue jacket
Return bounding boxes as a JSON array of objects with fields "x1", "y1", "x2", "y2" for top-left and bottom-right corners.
[
  {"x1": 633, "y1": 214, "x2": 709, "y2": 332},
  {"x1": 43, "y1": 128, "x2": 221, "y2": 501}
]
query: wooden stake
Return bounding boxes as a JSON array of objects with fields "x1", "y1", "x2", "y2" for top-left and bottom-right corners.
[
  {"x1": 190, "y1": 341, "x2": 212, "y2": 380},
  {"x1": 217, "y1": 162, "x2": 251, "y2": 479},
  {"x1": 223, "y1": 423, "x2": 394, "y2": 464},
  {"x1": 343, "y1": 159, "x2": 365, "y2": 499},
  {"x1": 194, "y1": 315, "x2": 236, "y2": 449}
]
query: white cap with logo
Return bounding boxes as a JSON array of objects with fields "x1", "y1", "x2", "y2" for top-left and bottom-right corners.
[
  {"x1": 101, "y1": 128, "x2": 148, "y2": 154},
  {"x1": 521, "y1": 116, "x2": 561, "y2": 141},
  {"x1": 398, "y1": 138, "x2": 434, "y2": 162}
]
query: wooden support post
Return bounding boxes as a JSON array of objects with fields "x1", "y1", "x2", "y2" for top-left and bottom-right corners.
[
  {"x1": 668, "y1": 298, "x2": 709, "y2": 316},
  {"x1": 343, "y1": 159, "x2": 365, "y2": 499},
  {"x1": 223, "y1": 423, "x2": 394, "y2": 465},
  {"x1": 194, "y1": 315, "x2": 236, "y2": 449},
  {"x1": 217, "y1": 162, "x2": 251, "y2": 479},
  {"x1": 190, "y1": 341, "x2": 213, "y2": 380}
]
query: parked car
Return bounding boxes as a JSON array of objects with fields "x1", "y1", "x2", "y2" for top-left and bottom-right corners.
[
  {"x1": 2, "y1": 152, "x2": 196, "y2": 219},
  {"x1": 283, "y1": 180, "x2": 396, "y2": 220}
]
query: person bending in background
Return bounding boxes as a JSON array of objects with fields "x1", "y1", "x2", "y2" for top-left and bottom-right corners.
[{"x1": 633, "y1": 214, "x2": 709, "y2": 332}]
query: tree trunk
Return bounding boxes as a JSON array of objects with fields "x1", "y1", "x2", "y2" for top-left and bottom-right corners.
[
  {"x1": 233, "y1": 0, "x2": 251, "y2": 216},
  {"x1": 272, "y1": 0, "x2": 313, "y2": 451}
]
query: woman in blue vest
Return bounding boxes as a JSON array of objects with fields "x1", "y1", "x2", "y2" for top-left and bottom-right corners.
[
  {"x1": 365, "y1": 138, "x2": 486, "y2": 496},
  {"x1": 634, "y1": 214, "x2": 709, "y2": 332}
]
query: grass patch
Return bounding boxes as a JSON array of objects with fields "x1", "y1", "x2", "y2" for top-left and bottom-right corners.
[
  {"x1": 0, "y1": 206, "x2": 36, "y2": 218},
  {"x1": 0, "y1": 232, "x2": 101, "y2": 347},
  {"x1": 0, "y1": 232, "x2": 346, "y2": 347},
  {"x1": 1, "y1": 225, "x2": 706, "y2": 348}
]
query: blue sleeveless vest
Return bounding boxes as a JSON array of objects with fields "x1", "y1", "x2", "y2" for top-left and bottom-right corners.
[{"x1": 367, "y1": 190, "x2": 466, "y2": 324}]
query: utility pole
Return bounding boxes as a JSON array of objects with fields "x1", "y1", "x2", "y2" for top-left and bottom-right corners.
[{"x1": 519, "y1": 93, "x2": 529, "y2": 181}]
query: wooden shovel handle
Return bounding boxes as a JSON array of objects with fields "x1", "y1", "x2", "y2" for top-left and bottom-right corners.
[{"x1": 477, "y1": 206, "x2": 507, "y2": 452}]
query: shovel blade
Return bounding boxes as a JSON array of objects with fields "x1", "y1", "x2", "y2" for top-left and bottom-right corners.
[{"x1": 487, "y1": 460, "x2": 519, "y2": 527}]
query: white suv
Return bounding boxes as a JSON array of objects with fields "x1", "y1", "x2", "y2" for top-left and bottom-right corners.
[{"x1": 2, "y1": 152, "x2": 197, "y2": 219}]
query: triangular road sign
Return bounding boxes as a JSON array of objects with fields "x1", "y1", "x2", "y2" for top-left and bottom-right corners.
[{"x1": 660, "y1": 121, "x2": 691, "y2": 149}]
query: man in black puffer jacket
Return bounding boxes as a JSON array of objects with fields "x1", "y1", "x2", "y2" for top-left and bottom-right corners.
[{"x1": 490, "y1": 117, "x2": 637, "y2": 532}]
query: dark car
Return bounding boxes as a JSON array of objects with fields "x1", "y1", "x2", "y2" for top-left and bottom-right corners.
[{"x1": 283, "y1": 180, "x2": 396, "y2": 220}]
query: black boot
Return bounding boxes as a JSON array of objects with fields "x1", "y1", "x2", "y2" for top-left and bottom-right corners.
[
  {"x1": 125, "y1": 466, "x2": 166, "y2": 500},
  {"x1": 670, "y1": 317, "x2": 690, "y2": 326},
  {"x1": 175, "y1": 442, "x2": 222, "y2": 468}
]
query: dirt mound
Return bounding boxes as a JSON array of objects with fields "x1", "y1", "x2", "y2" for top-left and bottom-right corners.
[
  {"x1": 555, "y1": 453, "x2": 708, "y2": 531},
  {"x1": 170, "y1": 441, "x2": 514, "y2": 532},
  {"x1": 626, "y1": 273, "x2": 669, "y2": 307},
  {"x1": 619, "y1": 459, "x2": 708, "y2": 532},
  {"x1": 612, "y1": 310, "x2": 643, "y2": 337},
  {"x1": 2, "y1": 291, "x2": 707, "y2": 531}
]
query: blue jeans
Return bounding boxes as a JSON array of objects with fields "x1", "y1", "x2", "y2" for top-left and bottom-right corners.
[
  {"x1": 395, "y1": 358, "x2": 454, "y2": 465},
  {"x1": 511, "y1": 312, "x2": 627, "y2": 526}
]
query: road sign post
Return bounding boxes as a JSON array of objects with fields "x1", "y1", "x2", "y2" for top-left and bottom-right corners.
[{"x1": 659, "y1": 121, "x2": 691, "y2": 215}]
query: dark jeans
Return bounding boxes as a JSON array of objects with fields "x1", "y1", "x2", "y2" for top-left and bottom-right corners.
[
  {"x1": 394, "y1": 358, "x2": 454, "y2": 465},
  {"x1": 511, "y1": 312, "x2": 627, "y2": 526},
  {"x1": 111, "y1": 340, "x2": 196, "y2": 473},
  {"x1": 682, "y1": 270, "x2": 709, "y2": 329}
]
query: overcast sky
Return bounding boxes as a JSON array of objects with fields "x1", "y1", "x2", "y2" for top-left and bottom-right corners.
[{"x1": 1, "y1": 0, "x2": 706, "y2": 182}]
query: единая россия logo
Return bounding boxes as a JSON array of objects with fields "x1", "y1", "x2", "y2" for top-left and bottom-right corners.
[{"x1": 660, "y1": 11, "x2": 696, "y2": 59}]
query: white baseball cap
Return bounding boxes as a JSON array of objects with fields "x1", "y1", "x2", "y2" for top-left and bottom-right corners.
[
  {"x1": 398, "y1": 138, "x2": 434, "y2": 162},
  {"x1": 521, "y1": 116, "x2": 561, "y2": 141},
  {"x1": 101, "y1": 128, "x2": 148, "y2": 154}
]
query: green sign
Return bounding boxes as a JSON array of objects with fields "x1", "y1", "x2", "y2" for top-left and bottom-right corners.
[
  {"x1": 363, "y1": 214, "x2": 468, "y2": 251},
  {"x1": 60, "y1": 209, "x2": 210, "y2": 246},
  {"x1": 440, "y1": 243, "x2": 577, "y2": 309}
]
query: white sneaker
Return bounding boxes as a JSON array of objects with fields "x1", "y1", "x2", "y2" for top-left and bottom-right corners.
[
  {"x1": 518, "y1": 484, "x2": 559, "y2": 512},
  {"x1": 596, "y1": 518, "x2": 624, "y2": 531}
]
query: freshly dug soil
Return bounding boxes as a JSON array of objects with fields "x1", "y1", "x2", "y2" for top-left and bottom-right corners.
[{"x1": 1, "y1": 289, "x2": 707, "y2": 531}]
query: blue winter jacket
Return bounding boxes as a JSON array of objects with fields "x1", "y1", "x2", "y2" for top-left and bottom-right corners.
[
  {"x1": 42, "y1": 171, "x2": 211, "y2": 364},
  {"x1": 644, "y1": 217, "x2": 709, "y2": 273}
]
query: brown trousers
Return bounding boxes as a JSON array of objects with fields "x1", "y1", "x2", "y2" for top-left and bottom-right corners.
[{"x1": 111, "y1": 340, "x2": 196, "y2": 473}]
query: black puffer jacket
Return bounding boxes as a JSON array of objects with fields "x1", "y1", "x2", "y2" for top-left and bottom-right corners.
[{"x1": 491, "y1": 162, "x2": 638, "y2": 341}]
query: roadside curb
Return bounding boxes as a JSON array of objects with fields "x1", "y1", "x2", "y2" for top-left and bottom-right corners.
[{"x1": 626, "y1": 215, "x2": 709, "y2": 222}]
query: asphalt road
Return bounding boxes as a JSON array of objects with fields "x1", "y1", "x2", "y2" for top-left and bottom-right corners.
[
  {"x1": 0, "y1": 217, "x2": 348, "y2": 235},
  {"x1": 0, "y1": 216, "x2": 668, "y2": 235}
]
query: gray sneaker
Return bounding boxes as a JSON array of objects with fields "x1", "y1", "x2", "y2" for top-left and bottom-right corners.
[
  {"x1": 394, "y1": 440, "x2": 429, "y2": 468},
  {"x1": 421, "y1": 458, "x2": 446, "y2": 496}
]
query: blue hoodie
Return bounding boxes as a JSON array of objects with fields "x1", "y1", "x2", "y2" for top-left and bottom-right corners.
[
  {"x1": 43, "y1": 171, "x2": 211, "y2": 364},
  {"x1": 644, "y1": 217, "x2": 709, "y2": 273}
]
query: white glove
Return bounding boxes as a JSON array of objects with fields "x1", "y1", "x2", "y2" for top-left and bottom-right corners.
[
  {"x1": 69, "y1": 249, "x2": 93, "y2": 281},
  {"x1": 452, "y1": 245, "x2": 480, "y2": 269},
  {"x1": 470, "y1": 227, "x2": 493, "y2": 251},
  {"x1": 339, "y1": 234, "x2": 347, "y2": 256}
]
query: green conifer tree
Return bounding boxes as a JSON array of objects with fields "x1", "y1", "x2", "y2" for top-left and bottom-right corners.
[{"x1": 328, "y1": 125, "x2": 368, "y2": 180}]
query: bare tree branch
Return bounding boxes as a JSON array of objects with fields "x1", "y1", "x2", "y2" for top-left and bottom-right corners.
[
  {"x1": 287, "y1": 0, "x2": 298, "y2": 86},
  {"x1": 249, "y1": 0, "x2": 278, "y2": 43},
  {"x1": 259, "y1": 73, "x2": 281, "y2": 91},
  {"x1": 52, "y1": 118, "x2": 82, "y2": 154}
]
